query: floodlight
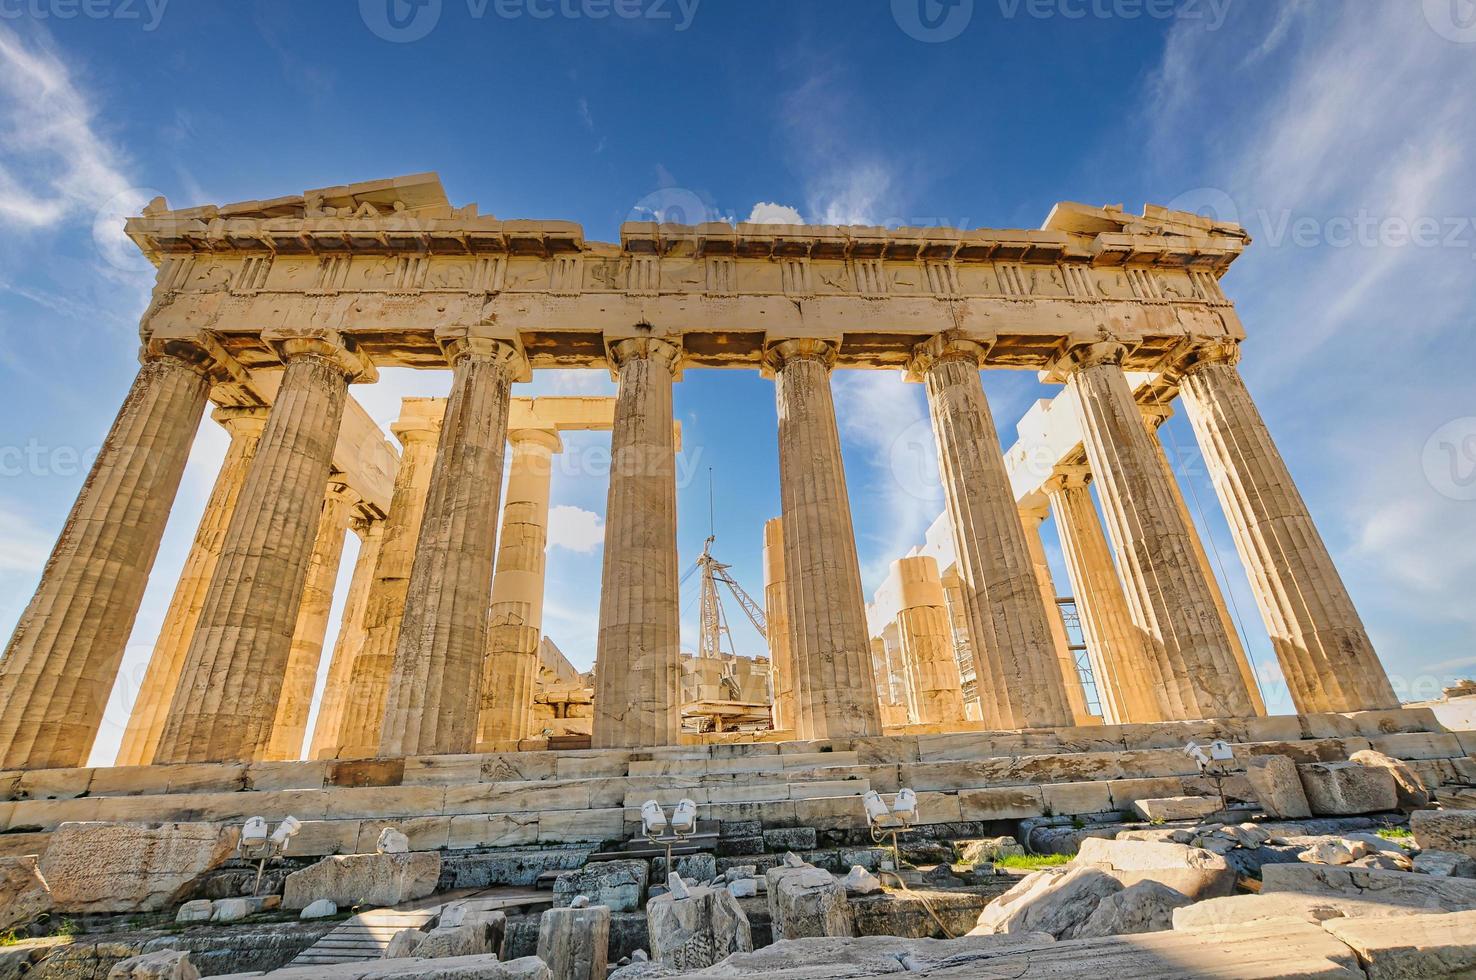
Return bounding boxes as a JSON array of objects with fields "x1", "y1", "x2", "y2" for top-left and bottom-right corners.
[
  {"x1": 1209, "y1": 739, "x2": 1235, "y2": 762},
  {"x1": 671, "y1": 798, "x2": 698, "y2": 836},
  {"x1": 892, "y1": 788, "x2": 918, "y2": 824},
  {"x1": 241, "y1": 816, "x2": 269, "y2": 848},
  {"x1": 640, "y1": 800, "x2": 667, "y2": 836},
  {"x1": 270, "y1": 815, "x2": 303, "y2": 848},
  {"x1": 1183, "y1": 741, "x2": 1211, "y2": 767},
  {"x1": 862, "y1": 790, "x2": 891, "y2": 826}
]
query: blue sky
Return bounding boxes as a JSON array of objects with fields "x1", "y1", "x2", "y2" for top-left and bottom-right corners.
[{"x1": 0, "y1": 1, "x2": 1473, "y2": 765}]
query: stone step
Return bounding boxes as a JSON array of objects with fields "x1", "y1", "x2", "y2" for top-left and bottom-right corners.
[{"x1": 1, "y1": 709, "x2": 1455, "y2": 806}]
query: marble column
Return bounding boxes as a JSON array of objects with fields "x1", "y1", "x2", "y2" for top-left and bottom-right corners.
[
  {"x1": 264, "y1": 480, "x2": 357, "y2": 761},
  {"x1": 941, "y1": 571, "x2": 983, "y2": 719},
  {"x1": 891, "y1": 556, "x2": 967, "y2": 728},
  {"x1": 379, "y1": 338, "x2": 523, "y2": 758},
  {"x1": 1018, "y1": 502, "x2": 1095, "y2": 724},
  {"x1": 480, "y1": 428, "x2": 561, "y2": 745},
  {"x1": 762, "y1": 517, "x2": 799, "y2": 732},
  {"x1": 156, "y1": 334, "x2": 370, "y2": 764},
  {"x1": 872, "y1": 627, "x2": 911, "y2": 729},
  {"x1": 767, "y1": 339, "x2": 882, "y2": 739},
  {"x1": 116, "y1": 406, "x2": 267, "y2": 767},
  {"x1": 1141, "y1": 403, "x2": 1267, "y2": 716},
  {"x1": 1175, "y1": 343, "x2": 1398, "y2": 712},
  {"x1": 1054, "y1": 341, "x2": 1254, "y2": 720},
  {"x1": 1044, "y1": 466, "x2": 1171, "y2": 724},
  {"x1": 911, "y1": 334, "x2": 1074, "y2": 730},
  {"x1": 308, "y1": 516, "x2": 383, "y2": 760},
  {"x1": 334, "y1": 402, "x2": 441, "y2": 757},
  {"x1": 592, "y1": 338, "x2": 682, "y2": 749},
  {"x1": 0, "y1": 348, "x2": 213, "y2": 770}
]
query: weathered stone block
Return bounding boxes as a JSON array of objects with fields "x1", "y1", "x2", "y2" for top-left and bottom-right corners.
[
  {"x1": 1246, "y1": 754, "x2": 1312, "y2": 819},
  {"x1": 537, "y1": 905, "x2": 610, "y2": 980},
  {"x1": 552, "y1": 859, "x2": 648, "y2": 912},
  {"x1": 973, "y1": 866, "x2": 1121, "y2": 938},
  {"x1": 39, "y1": 821, "x2": 238, "y2": 914},
  {"x1": 281, "y1": 851, "x2": 441, "y2": 909},
  {"x1": 1348, "y1": 749, "x2": 1431, "y2": 811},
  {"x1": 0, "y1": 855, "x2": 50, "y2": 932},
  {"x1": 1411, "y1": 808, "x2": 1476, "y2": 859},
  {"x1": 646, "y1": 884, "x2": 752, "y2": 970},
  {"x1": 1262, "y1": 862, "x2": 1476, "y2": 912},
  {"x1": 1298, "y1": 762, "x2": 1398, "y2": 816},
  {"x1": 1322, "y1": 909, "x2": 1476, "y2": 979},
  {"x1": 765, "y1": 865, "x2": 851, "y2": 940},
  {"x1": 1131, "y1": 796, "x2": 1221, "y2": 822},
  {"x1": 762, "y1": 827, "x2": 817, "y2": 852},
  {"x1": 1073, "y1": 879, "x2": 1192, "y2": 938},
  {"x1": 105, "y1": 949, "x2": 198, "y2": 980},
  {"x1": 1075, "y1": 837, "x2": 1236, "y2": 900}
]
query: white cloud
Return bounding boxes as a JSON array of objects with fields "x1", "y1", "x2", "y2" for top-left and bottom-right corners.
[
  {"x1": 0, "y1": 26, "x2": 135, "y2": 249},
  {"x1": 747, "y1": 202, "x2": 804, "y2": 225},
  {"x1": 547, "y1": 505, "x2": 604, "y2": 553}
]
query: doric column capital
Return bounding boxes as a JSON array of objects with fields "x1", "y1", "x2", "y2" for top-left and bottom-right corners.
[
  {"x1": 1043, "y1": 463, "x2": 1091, "y2": 495},
  {"x1": 211, "y1": 404, "x2": 270, "y2": 438},
  {"x1": 390, "y1": 399, "x2": 444, "y2": 447},
  {"x1": 762, "y1": 338, "x2": 837, "y2": 374},
  {"x1": 143, "y1": 333, "x2": 249, "y2": 388},
  {"x1": 509, "y1": 428, "x2": 563, "y2": 454},
  {"x1": 325, "y1": 478, "x2": 361, "y2": 509},
  {"x1": 607, "y1": 336, "x2": 683, "y2": 377},
  {"x1": 262, "y1": 327, "x2": 378, "y2": 384},
  {"x1": 1139, "y1": 400, "x2": 1175, "y2": 430},
  {"x1": 1017, "y1": 499, "x2": 1051, "y2": 527},
  {"x1": 1170, "y1": 339, "x2": 1242, "y2": 381},
  {"x1": 906, "y1": 332, "x2": 989, "y2": 380},
  {"x1": 438, "y1": 331, "x2": 530, "y2": 380},
  {"x1": 1049, "y1": 340, "x2": 1127, "y2": 377}
]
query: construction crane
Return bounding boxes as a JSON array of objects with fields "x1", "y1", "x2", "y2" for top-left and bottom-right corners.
[{"x1": 689, "y1": 534, "x2": 767, "y2": 660}]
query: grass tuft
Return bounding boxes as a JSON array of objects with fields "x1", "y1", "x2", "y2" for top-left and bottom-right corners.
[{"x1": 993, "y1": 853, "x2": 1074, "y2": 870}]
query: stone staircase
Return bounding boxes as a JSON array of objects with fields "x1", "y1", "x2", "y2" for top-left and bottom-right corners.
[{"x1": 0, "y1": 709, "x2": 1470, "y2": 864}]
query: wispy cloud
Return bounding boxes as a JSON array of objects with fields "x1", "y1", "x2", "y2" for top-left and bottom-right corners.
[{"x1": 0, "y1": 25, "x2": 138, "y2": 263}]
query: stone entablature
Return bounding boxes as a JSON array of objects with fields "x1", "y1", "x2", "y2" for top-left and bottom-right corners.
[{"x1": 128, "y1": 174, "x2": 1247, "y2": 374}]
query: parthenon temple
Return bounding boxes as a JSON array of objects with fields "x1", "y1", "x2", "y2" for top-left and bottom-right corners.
[
  {"x1": 0, "y1": 171, "x2": 1402, "y2": 773},
  {"x1": 6, "y1": 171, "x2": 1475, "y2": 978}
]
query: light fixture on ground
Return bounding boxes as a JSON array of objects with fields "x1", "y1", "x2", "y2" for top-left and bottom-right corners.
[
  {"x1": 642, "y1": 798, "x2": 699, "y2": 873},
  {"x1": 863, "y1": 788, "x2": 919, "y2": 868},
  {"x1": 1184, "y1": 739, "x2": 1236, "y2": 812},
  {"x1": 237, "y1": 815, "x2": 302, "y2": 895}
]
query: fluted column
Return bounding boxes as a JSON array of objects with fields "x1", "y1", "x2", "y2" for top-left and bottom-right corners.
[
  {"x1": 592, "y1": 338, "x2": 682, "y2": 749},
  {"x1": 480, "y1": 428, "x2": 561, "y2": 745},
  {"x1": 1044, "y1": 467, "x2": 1171, "y2": 724},
  {"x1": 762, "y1": 518, "x2": 798, "y2": 732},
  {"x1": 0, "y1": 347, "x2": 213, "y2": 770},
  {"x1": 309, "y1": 516, "x2": 383, "y2": 759},
  {"x1": 116, "y1": 406, "x2": 267, "y2": 767},
  {"x1": 264, "y1": 480, "x2": 357, "y2": 761},
  {"x1": 379, "y1": 338, "x2": 524, "y2": 758},
  {"x1": 1175, "y1": 343, "x2": 1398, "y2": 712},
  {"x1": 1141, "y1": 403, "x2": 1266, "y2": 716},
  {"x1": 941, "y1": 571, "x2": 982, "y2": 719},
  {"x1": 767, "y1": 339, "x2": 882, "y2": 739},
  {"x1": 892, "y1": 556, "x2": 967, "y2": 728},
  {"x1": 335, "y1": 402, "x2": 441, "y2": 757},
  {"x1": 1018, "y1": 502, "x2": 1095, "y2": 724},
  {"x1": 872, "y1": 627, "x2": 911, "y2": 729},
  {"x1": 156, "y1": 333, "x2": 372, "y2": 764},
  {"x1": 911, "y1": 335, "x2": 1073, "y2": 730},
  {"x1": 1054, "y1": 341, "x2": 1254, "y2": 720}
]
